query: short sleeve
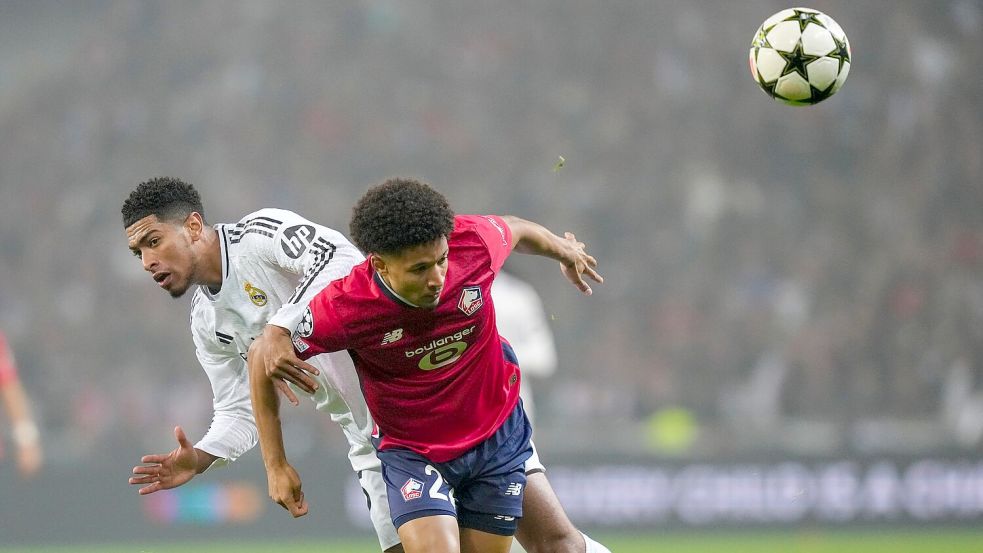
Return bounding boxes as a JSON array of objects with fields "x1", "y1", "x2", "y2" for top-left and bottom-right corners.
[
  {"x1": 463, "y1": 215, "x2": 513, "y2": 273},
  {"x1": 292, "y1": 289, "x2": 349, "y2": 360}
]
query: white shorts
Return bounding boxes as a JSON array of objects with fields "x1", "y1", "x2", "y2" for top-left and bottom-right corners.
[
  {"x1": 358, "y1": 466, "x2": 401, "y2": 551},
  {"x1": 525, "y1": 439, "x2": 546, "y2": 474}
]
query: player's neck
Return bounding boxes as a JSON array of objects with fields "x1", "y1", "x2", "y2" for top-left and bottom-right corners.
[
  {"x1": 374, "y1": 270, "x2": 421, "y2": 308},
  {"x1": 196, "y1": 226, "x2": 224, "y2": 289}
]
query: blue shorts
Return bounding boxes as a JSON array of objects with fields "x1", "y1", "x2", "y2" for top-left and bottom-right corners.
[{"x1": 376, "y1": 401, "x2": 533, "y2": 536}]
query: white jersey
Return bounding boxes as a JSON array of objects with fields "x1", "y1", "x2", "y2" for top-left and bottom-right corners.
[
  {"x1": 491, "y1": 271, "x2": 557, "y2": 378},
  {"x1": 189, "y1": 208, "x2": 377, "y2": 472}
]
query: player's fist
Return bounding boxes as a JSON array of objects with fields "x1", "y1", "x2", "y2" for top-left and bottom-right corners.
[{"x1": 266, "y1": 462, "x2": 309, "y2": 518}]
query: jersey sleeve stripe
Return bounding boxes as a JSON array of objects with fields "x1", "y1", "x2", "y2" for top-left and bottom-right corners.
[
  {"x1": 239, "y1": 220, "x2": 278, "y2": 231},
  {"x1": 226, "y1": 217, "x2": 283, "y2": 241},
  {"x1": 287, "y1": 238, "x2": 337, "y2": 304},
  {"x1": 249, "y1": 216, "x2": 283, "y2": 225},
  {"x1": 229, "y1": 227, "x2": 275, "y2": 243}
]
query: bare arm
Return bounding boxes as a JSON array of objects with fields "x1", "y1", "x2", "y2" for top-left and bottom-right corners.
[
  {"x1": 501, "y1": 215, "x2": 603, "y2": 295},
  {"x1": 247, "y1": 340, "x2": 309, "y2": 518},
  {"x1": 0, "y1": 378, "x2": 42, "y2": 478}
]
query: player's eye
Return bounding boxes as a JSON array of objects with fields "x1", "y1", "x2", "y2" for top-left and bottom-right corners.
[{"x1": 149, "y1": 237, "x2": 160, "y2": 247}]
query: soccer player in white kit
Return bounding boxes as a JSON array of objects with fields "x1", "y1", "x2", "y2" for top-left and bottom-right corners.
[
  {"x1": 123, "y1": 177, "x2": 610, "y2": 553},
  {"x1": 491, "y1": 271, "x2": 558, "y2": 425}
]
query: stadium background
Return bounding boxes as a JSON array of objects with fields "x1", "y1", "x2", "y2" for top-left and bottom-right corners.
[{"x1": 0, "y1": 1, "x2": 981, "y2": 551}]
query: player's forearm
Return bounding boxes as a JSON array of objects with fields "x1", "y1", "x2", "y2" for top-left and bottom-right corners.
[
  {"x1": 194, "y1": 448, "x2": 219, "y2": 474},
  {"x1": 503, "y1": 216, "x2": 570, "y2": 262},
  {"x1": 247, "y1": 351, "x2": 289, "y2": 469},
  {"x1": 1, "y1": 381, "x2": 39, "y2": 447}
]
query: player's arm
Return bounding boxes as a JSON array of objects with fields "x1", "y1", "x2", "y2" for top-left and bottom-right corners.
[
  {"x1": 249, "y1": 290, "x2": 343, "y2": 516},
  {"x1": 247, "y1": 341, "x2": 308, "y2": 518},
  {"x1": 253, "y1": 209, "x2": 364, "y2": 400},
  {"x1": 130, "y1": 336, "x2": 255, "y2": 494},
  {"x1": 128, "y1": 426, "x2": 218, "y2": 495},
  {"x1": 501, "y1": 215, "x2": 603, "y2": 295},
  {"x1": 0, "y1": 362, "x2": 43, "y2": 479}
]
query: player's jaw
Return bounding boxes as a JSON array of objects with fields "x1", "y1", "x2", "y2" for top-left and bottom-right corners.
[
  {"x1": 126, "y1": 215, "x2": 200, "y2": 299},
  {"x1": 156, "y1": 263, "x2": 195, "y2": 298},
  {"x1": 373, "y1": 238, "x2": 448, "y2": 309}
]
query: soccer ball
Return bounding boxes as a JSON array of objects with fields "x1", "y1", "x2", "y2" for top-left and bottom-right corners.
[{"x1": 749, "y1": 7, "x2": 851, "y2": 106}]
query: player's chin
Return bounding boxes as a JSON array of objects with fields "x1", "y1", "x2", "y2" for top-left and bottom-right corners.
[{"x1": 167, "y1": 280, "x2": 193, "y2": 298}]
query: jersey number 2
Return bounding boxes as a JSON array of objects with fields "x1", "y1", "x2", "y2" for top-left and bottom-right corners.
[{"x1": 425, "y1": 465, "x2": 454, "y2": 504}]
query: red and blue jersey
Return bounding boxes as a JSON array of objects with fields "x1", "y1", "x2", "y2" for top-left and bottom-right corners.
[{"x1": 293, "y1": 215, "x2": 519, "y2": 462}]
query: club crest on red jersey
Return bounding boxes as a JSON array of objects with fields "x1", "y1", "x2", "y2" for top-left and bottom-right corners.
[
  {"x1": 457, "y1": 286, "x2": 483, "y2": 316},
  {"x1": 401, "y1": 478, "x2": 424, "y2": 501}
]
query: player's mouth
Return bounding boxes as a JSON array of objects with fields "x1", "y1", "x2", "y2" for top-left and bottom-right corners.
[{"x1": 153, "y1": 272, "x2": 172, "y2": 288}]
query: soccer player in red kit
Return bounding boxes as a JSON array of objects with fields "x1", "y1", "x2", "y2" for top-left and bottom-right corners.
[
  {"x1": 249, "y1": 178, "x2": 602, "y2": 553},
  {"x1": 0, "y1": 331, "x2": 43, "y2": 478}
]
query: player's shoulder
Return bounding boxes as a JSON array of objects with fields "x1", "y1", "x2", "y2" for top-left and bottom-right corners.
[
  {"x1": 317, "y1": 261, "x2": 372, "y2": 305},
  {"x1": 235, "y1": 207, "x2": 306, "y2": 230},
  {"x1": 452, "y1": 214, "x2": 509, "y2": 248},
  {"x1": 234, "y1": 208, "x2": 348, "y2": 240},
  {"x1": 454, "y1": 214, "x2": 501, "y2": 235},
  {"x1": 225, "y1": 208, "x2": 289, "y2": 247},
  {"x1": 453, "y1": 214, "x2": 490, "y2": 230}
]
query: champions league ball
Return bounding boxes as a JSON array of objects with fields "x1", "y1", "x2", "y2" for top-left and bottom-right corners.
[{"x1": 749, "y1": 7, "x2": 851, "y2": 106}]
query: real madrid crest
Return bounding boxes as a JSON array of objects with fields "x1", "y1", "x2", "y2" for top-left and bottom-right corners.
[{"x1": 244, "y1": 281, "x2": 268, "y2": 307}]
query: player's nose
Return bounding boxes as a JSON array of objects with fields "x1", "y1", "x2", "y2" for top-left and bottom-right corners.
[
  {"x1": 141, "y1": 251, "x2": 158, "y2": 272},
  {"x1": 426, "y1": 267, "x2": 444, "y2": 290}
]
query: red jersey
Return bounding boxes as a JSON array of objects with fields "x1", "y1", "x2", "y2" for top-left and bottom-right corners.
[
  {"x1": 0, "y1": 332, "x2": 18, "y2": 388},
  {"x1": 294, "y1": 215, "x2": 519, "y2": 462}
]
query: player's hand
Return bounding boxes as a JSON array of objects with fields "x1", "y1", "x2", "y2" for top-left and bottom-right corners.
[
  {"x1": 559, "y1": 232, "x2": 603, "y2": 295},
  {"x1": 266, "y1": 462, "x2": 309, "y2": 518},
  {"x1": 251, "y1": 325, "x2": 320, "y2": 406},
  {"x1": 129, "y1": 426, "x2": 198, "y2": 495}
]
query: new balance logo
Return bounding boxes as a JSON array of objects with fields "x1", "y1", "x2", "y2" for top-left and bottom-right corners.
[
  {"x1": 505, "y1": 482, "x2": 523, "y2": 496},
  {"x1": 382, "y1": 328, "x2": 403, "y2": 345}
]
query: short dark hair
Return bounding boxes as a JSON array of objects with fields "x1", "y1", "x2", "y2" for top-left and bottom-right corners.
[
  {"x1": 350, "y1": 178, "x2": 455, "y2": 255},
  {"x1": 122, "y1": 177, "x2": 205, "y2": 228}
]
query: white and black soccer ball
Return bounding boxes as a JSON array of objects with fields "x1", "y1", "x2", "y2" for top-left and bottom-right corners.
[{"x1": 749, "y1": 7, "x2": 851, "y2": 106}]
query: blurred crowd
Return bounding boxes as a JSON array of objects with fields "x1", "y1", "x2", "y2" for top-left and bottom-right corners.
[{"x1": 0, "y1": 0, "x2": 980, "y2": 467}]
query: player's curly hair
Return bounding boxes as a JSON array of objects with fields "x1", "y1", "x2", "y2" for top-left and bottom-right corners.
[
  {"x1": 350, "y1": 178, "x2": 455, "y2": 255},
  {"x1": 121, "y1": 177, "x2": 205, "y2": 228}
]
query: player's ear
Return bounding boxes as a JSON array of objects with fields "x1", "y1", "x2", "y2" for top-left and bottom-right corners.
[
  {"x1": 185, "y1": 212, "x2": 205, "y2": 240},
  {"x1": 370, "y1": 254, "x2": 388, "y2": 276}
]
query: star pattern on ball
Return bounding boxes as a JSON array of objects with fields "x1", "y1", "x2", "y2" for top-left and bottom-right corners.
[
  {"x1": 751, "y1": 29, "x2": 769, "y2": 49},
  {"x1": 789, "y1": 9, "x2": 824, "y2": 32},
  {"x1": 757, "y1": 75, "x2": 778, "y2": 99},
  {"x1": 832, "y1": 35, "x2": 851, "y2": 68},
  {"x1": 750, "y1": 8, "x2": 851, "y2": 105},
  {"x1": 777, "y1": 40, "x2": 820, "y2": 82}
]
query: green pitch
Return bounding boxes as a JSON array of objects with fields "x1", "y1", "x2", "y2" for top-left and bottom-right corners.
[{"x1": 2, "y1": 530, "x2": 982, "y2": 553}]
